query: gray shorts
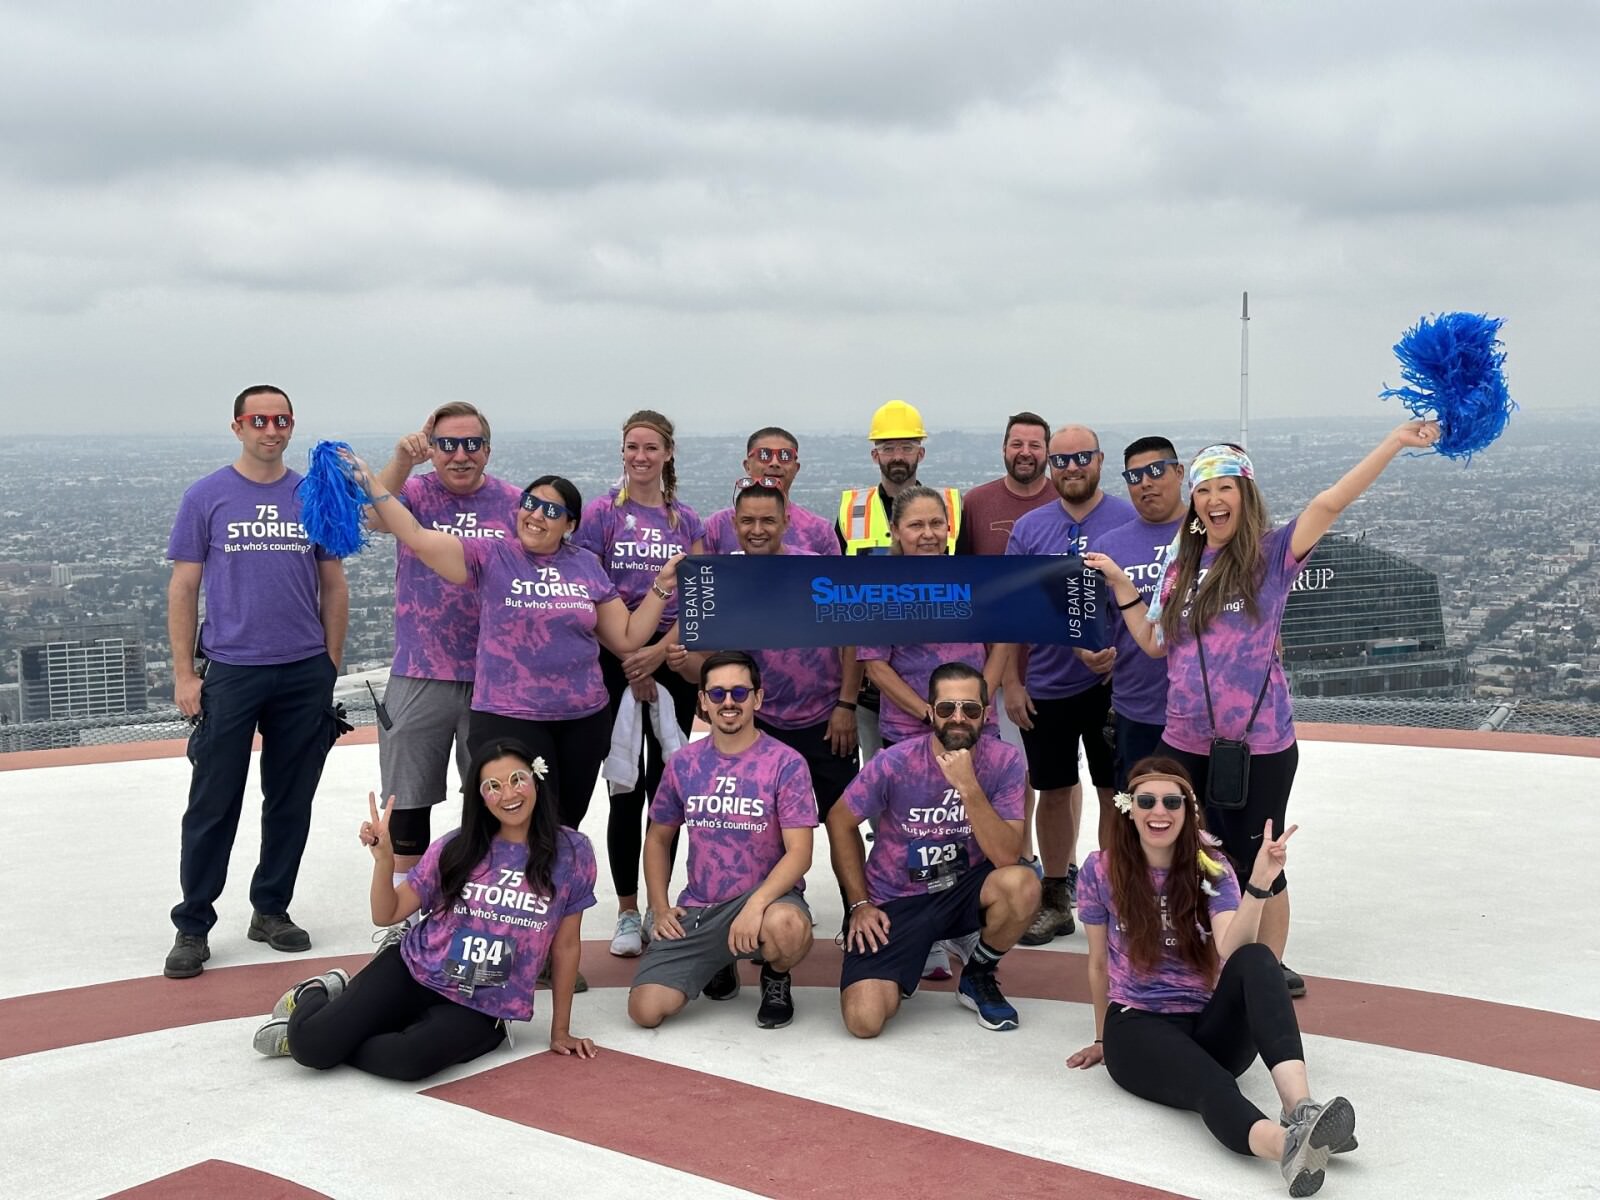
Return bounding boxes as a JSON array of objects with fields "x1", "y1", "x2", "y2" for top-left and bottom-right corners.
[
  {"x1": 630, "y1": 887, "x2": 810, "y2": 999},
  {"x1": 377, "y1": 675, "x2": 474, "y2": 811}
]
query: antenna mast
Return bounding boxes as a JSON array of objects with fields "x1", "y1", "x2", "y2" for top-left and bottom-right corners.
[{"x1": 1239, "y1": 290, "x2": 1250, "y2": 448}]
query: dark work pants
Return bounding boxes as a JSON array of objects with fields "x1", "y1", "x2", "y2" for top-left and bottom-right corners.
[
  {"x1": 287, "y1": 943, "x2": 505, "y2": 1081},
  {"x1": 1102, "y1": 942, "x2": 1304, "y2": 1155},
  {"x1": 173, "y1": 652, "x2": 338, "y2": 935}
]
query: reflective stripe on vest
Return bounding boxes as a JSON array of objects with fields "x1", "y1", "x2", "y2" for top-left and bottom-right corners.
[{"x1": 837, "y1": 488, "x2": 963, "y2": 555}]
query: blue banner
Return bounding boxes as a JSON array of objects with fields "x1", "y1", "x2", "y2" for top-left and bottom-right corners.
[{"x1": 675, "y1": 554, "x2": 1111, "y2": 650}]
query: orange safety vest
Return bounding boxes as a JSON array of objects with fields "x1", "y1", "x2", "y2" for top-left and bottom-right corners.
[{"x1": 837, "y1": 487, "x2": 962, "y2": 555}]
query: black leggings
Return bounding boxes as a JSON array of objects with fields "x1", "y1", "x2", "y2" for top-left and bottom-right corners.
[
  {"x1": 467, "y1": 708, "x2": 612, "y2": 829},
  {"x1": 286, "y1": 944, "x2": 505, "y2": 1082},
  {"x1": 1102, "y1": 942, "x2": 1304, "y2": 1155},
  {"x1": 1158, "y1": 741, "x2": 1299, "y2": 895},
  {"x1": 600, "y1": 644, "x2": 697, "y2": 899}
]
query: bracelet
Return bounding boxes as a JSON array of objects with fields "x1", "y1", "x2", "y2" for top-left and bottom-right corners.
[
  {"x1": 368, "y1": 492, "x2": 393, "y2": 503},
  {"x1": 1094, "y1": 1038, "x2": 1103, "y2": 1044},
  {"x1": 835, "y1": 699, "x2": 858, "y2": 711},
  {"x1": 1116, "y1": 595, "x2": 1142, "y2": 611},
  {"x1": 848, "y1": 899, "x2": 872, "y2": 914},
  {"x1": 651, "y1": 583, "x2": 672, "y2": 601},
  {"x1": 1243, "y1": 881, "x2": 1274, "y2": 899}
]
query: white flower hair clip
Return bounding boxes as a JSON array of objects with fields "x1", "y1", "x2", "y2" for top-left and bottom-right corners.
[
  {"x1": 530, "y1": 756, "x2": 550, "y2": 781},
  {"x1": 1113, "y1": 792, "x2": 1134, "y2": 815}
]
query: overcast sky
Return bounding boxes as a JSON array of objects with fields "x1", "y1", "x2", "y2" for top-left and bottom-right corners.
[{"x1": 2, "y1": 1, "x2": 1594, "y2": 437}]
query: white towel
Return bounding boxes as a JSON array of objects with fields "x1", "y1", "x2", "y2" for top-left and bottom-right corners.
[{"x1": 603, "y1": 681, "x2": 689, "y2": 794}]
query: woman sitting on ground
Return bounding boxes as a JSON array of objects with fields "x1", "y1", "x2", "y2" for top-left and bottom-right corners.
[
  {"x1": 1065, "y1": 756, "x2": 1356, "y2": 1198},
  {"x1": 252, "y1": 739, "x2": 598, "y2": 1079}
]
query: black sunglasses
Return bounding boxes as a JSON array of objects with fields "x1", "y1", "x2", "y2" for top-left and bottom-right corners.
[
  {"x1": 1122, "y1": 459, "x2": 1181, "y2": 485},
  {"x1": 1049, "y1": 450, "x2": 1101, "y2": 470},
  {"x1": 432, "y1": 435, "x2": 487, "y2": 454},
  {"x1": 1135, "y1": 792, "x2": 1186, "y2": 811},
  {"x1": 520, "y1": 495, "x2": 575, "y2": 521}
]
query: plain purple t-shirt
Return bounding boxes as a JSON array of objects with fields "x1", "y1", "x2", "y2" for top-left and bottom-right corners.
[
  {"x1": 842, "y1": 735, "x2": 1026, "y2": 904},
  {"x1": 1093, "y1": 516, "x2": 1183, "y2": 725},
  {"x1": 649, "y1": 733, "x2": 819, "y2": 908},
  {"x1": 462, "y1": 538, "x2": 619, "y2": 721},
  {"x1": 166, "y1": 466, "x2": 332, "y2": 666},
  {"x1": 572, "y1": 488, "x2": 703, "y2": 632},
  {"x1": 1004, "y1": 493, "x2": 1137, "y2": 698},
  {"x1": 402, "y1": 829, "x2": 597, "y2": 1021},
  {"x1": 702, "y1": 500, "x2": 840, "y2": 557},
  {"x1": 391, "y1": 473, "x2": 522, "y2": 682},
  {"x1": 1159, "y1": 519, "x2": 1309, "y2": 755},
  {"x1": 855, "y1": 640, "x2": 997, "y2": 744},
  {"x1": 1077, "y1": 849, "x2": 1241, "y2": 1014}
]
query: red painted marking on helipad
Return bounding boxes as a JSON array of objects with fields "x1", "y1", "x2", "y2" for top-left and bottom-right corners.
[
  {"x1": 4, "y1": 941, "x2": 1595, "y2": 1092},
  {"x1": 425, "y1": 1047, "x2": 1190, "y2": 1199},
  {"x1": 105, "y1": 1158, "x2": 330, "y2": 1198}
]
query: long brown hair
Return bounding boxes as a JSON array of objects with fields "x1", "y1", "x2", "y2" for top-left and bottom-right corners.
[
  {"x1": 616, "y1": 409, "x2": 680, "y2": 528},
  {"x1": 1104, "y1": 756, "x2": 1222, "y2": 979},
  {"x1": 1159, "y1": 469, "x2": 1272, "y2": 644}
]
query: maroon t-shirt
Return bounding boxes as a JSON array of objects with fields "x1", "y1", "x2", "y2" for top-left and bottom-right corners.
[{"x1": 956, "y1": 477, "x2": 1058, "y2": 555}]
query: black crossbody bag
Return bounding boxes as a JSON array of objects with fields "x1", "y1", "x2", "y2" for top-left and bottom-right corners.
[{"x1": 1195, "y1": 633, "x2": 1274, "y2": 811}]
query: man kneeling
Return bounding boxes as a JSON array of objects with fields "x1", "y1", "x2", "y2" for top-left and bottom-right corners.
[
  {"x1": 829, "y1": 662, "x2": 1041, "y2": 1037},
  {"x1": 629, "y1": 651, "x2": 818, "y2": 1030}
]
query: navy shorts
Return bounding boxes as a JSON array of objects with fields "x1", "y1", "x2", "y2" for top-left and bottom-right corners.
[{"x1": 840, "y1": 862, "x2": 994, "y2": 997}]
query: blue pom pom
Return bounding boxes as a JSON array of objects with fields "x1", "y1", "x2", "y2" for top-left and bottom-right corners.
[
  {"x1": 296, "y1": 441, "x2": 370, "y2": 558},
  {"x1": 1380, "y1": 312, "x2": 1516, "y2": 462}
]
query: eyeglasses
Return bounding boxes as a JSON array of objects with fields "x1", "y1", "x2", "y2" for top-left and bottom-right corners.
[
  {"x1": 432, "y1": 435, "x2": 487, "y2": 454},
  {"x1": 1049, "y1": 450, "x2": 1101, "y2": 470},
  {"x1": 480, "y1": 769, "x2": 533, "y2": 800},
  {"x1": 241, "y1": 412, "x2": 293, "y2": 431},
  {"x1": 754, "y1": 447, "x2": 797, "y2": 464},
  {"x1": 874, "y1": 440, "x2": 922, "y2": 456},
  {"x1": 932, "y1": 700, "x2": 985, "y2": 720},
  {"x1": 1134, "y1": 792, "x2": 1186, "y2": 811},
  {"x1": 704, "y1": 685, "x2": 755, "y2": 704},
  {"x1": 1122, "y1": 459, "x2": 1181, "y2": 485},
  {"x1": 520, "y1": 495, "x2": 575, "y2": 520}
]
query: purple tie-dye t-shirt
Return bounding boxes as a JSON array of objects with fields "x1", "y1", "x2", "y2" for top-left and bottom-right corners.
[
  {"x1": 1005, "y1": 493, "x2": 1137, "y2": 698},
  {"x1": 649, "y1": 732, "x2": 818, "y2": 908},
  {"x1": 402, "y1": 829, "x2": 598, "y2": 1021},
  {"x1": 391, "y1": 473, "x2": 522, "y2": 682},
  {"x1": 461, "y1": 539, "x2": 619, "y2": 721},
  {"x1": 1159, "y1": 519, "x2": 1308, "y2": 755},
  {"x1": 166, "y1": 466, "x2": 333, "y2": 666},
  {"x1": 702, "y1": 500, "x2": 840, "y2": 556},
  {"x1": 1093, "y1": 516, "x2": 1182, "y2": 725},
  {"x1": 746, "y1": 548, "x2": 841, "y2": 729},
  {"x1": 855, "y1": 641, "x2": 997, "y2": 744},
  {"x1": 842, "y1": 735, "x2": 1026, "y2": 904},
  {"x1": 1077, "y1": 849, "x2": 1241, "y2": 1014},
  {"x1": 572, "y1": 489, "x2": 703, "y2": 632}
]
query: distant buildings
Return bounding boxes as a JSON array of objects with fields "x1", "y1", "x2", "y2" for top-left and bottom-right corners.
[{"x1": 17, "y1": 618, "x2": 149, "y2": 722}]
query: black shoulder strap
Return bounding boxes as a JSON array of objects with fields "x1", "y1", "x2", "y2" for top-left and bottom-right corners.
[{"x1": 1195, "y1": 631, "x2": 1275, "y2": 740}]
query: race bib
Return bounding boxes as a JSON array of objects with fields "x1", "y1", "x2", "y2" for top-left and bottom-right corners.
[
  {"x1": 907, "y1": 840, "x2": 969, "y2": 892},
  {"x1": 444, "y1": 930, "x2": 514, "y2": 995}
]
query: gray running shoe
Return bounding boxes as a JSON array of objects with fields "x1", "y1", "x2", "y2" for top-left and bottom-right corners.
[
  {"x1": 371, "y1": 924, "x2": 406, "y2": 957},
  {"x1": 270, "y1": 968, "x2": 351, "y2": 1021},
  {"x1": 1283, "y1": 1100, "x2": 1358, "y2": 1154},
  {"x1": 1281, "y1": 1095, "x2": 1355, "y2": 1196},
  {"x1": 252, "y1": 1017, "x2": 291, "y2": 1058}
]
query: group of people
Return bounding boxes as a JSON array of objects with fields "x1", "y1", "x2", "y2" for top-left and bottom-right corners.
[{"x1": 162, "y1": 385, "x2": 1438, "y2": 1195}]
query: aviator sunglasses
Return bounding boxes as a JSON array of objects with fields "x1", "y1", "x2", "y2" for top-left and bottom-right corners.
[
  {"x1": 1135, "y1": 792, "x2": 1186, "y2": 811},
  {"x1": 480, "y1": 769, "x2": 533, "y2": 800},
  {"x1": 1121, "y1": 459, "x2": 1181, "y2": 485},
  {"x1": 933, "y1": 700, "x2": 985, "y2": 720},
  {"x1": 1048, "y1": 450, "x2": 1101, "y2": 470},
  {"x1": 432, "y1": 435, "x2": 487, "y2": 454},
  {"x1": 520, "y1": 494, "x2": 576, "y2": 521},
  {"x1": 241, "y1": 412, "x2": 294, "y2": 431},
  {"x1": 704, "y1": 685, "x2": 755, "y2": 704}
]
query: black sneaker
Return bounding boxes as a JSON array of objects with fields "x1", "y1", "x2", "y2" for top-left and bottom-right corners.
[
  {"x1": 756, "y1": 965, "x2": 794, "y2": 1029},
  {"x1": 163, "y1": 932, "x2": 210, "y2": 979},
  {"x1": 1281, "y1": 962, "x2": 1308, "y2": 998},
  {"x1": 703, "y1": 962, "x2": 741, "y2": 1001},
  {"x1": 248, "y1": 912, "x2": 312, "y2": 953}
]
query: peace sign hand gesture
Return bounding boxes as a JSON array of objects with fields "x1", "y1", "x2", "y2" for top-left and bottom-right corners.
[
  {"x1": 1248, "y1": 818, "x2": 1297, "y2": 893},
  {"x1": 361, "y1": 791, "x2": 396, "y2": 862}
]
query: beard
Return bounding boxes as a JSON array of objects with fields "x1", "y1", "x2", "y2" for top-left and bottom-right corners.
[
  {"x1": 1006, "y1": 455, "x2": 1043, "y2": 485},
  {"x1": 1055, "y1": 473, "x2": 1098, "y2": 503},
  {"x1": 936, "y1": 722, "x2": 978, "y2": 751},
  {"x1": 880, "y1": 460, "x2": 914, "y2": 485}
]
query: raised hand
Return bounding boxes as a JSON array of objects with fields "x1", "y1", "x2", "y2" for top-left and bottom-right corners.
[
  {"x1": 1081, "y1": 551, "x2": 1129, "y2": 588},
  {"x1": 393, "y1": 418, "x2": 434, "y2": 470},
  {"x1": 1390, "y1": 418, "x2": 1442, "y2": 450},
  {"x1": 361, "y1": 791, "x2": 395, "y2": 859},
  {"x1": 934, "y1": 747, "x2": 978, "y2": 793},
  {"x1": 1248, "y1": 818, "x2": 1298, "y2": 892}
]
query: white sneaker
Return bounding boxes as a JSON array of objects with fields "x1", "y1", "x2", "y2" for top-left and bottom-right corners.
[
  {"x1": 921, "y1": 943, "x2": 952, "y2": 981},
  {"x1": 610, "y1": 910, "x2": 644, "y2": 957}
]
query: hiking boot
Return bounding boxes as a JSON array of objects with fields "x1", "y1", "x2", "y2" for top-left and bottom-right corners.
[
  {"x1": 1280, "y1": 1095, "x2": 1355, "y2": 1196},
  {"x1": 1020, "y1": 880, "x2": 1073, "y2": 945},
  {"x1": 956, "y1": 967, "x2": 1019, "y2": 1031},
  {"x1": 703, "y1": 962, "x2": 741, "y2": 1001},
  {"x1": 921, "y1": 943, "x2": 953, "y2": 981},
  {"x1": 248, "y1": 912, "x2": 311, "y2": 953},
  {"x1": 536, "y1": 960, "x2": 588, "y2": 993},
  {"x1": 1281, "y1": 962, "x2": 1307, "y2": 998},
  {"x1": 270, "y1": 968, "x2": 351, "y2": 1021},
  {"x1": 610, "y1": 910, "x2": 644, "y2": 958},
  {"x1": 1283, "y1": 1100, "x2": 1358, "y2": 1155},
  {"x1": 163, "y1": 932, "x2": 210, "y2": 979},
  {"x1": 252, "y1": 1017, "x2": 291, "y2": 1058},
  {"x1": 756, "y1": 965, "x2": 795, "y2": 1029}
]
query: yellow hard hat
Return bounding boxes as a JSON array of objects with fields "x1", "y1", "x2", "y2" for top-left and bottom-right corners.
[{"x1": 868, "y1": 399, "x2": 927, "y2": 441}]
